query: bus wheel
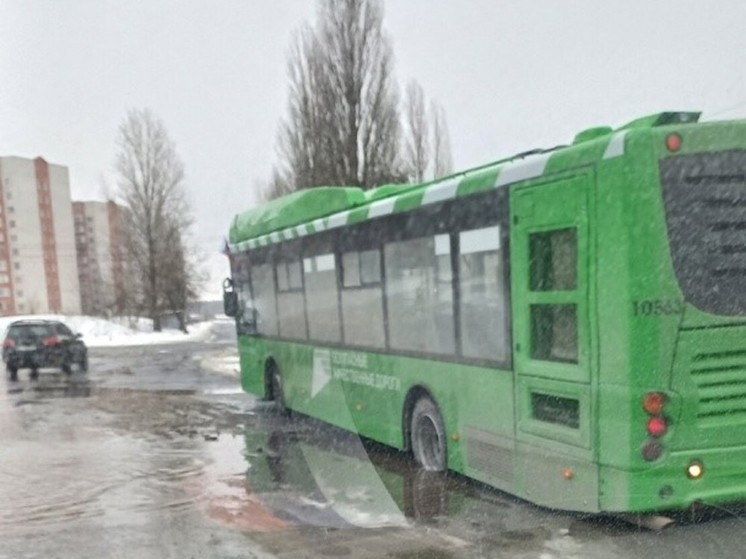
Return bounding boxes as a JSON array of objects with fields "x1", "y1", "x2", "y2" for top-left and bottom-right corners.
[
  {"x1": 411, "y1": 397, "x2": 446, "y2": 472},
  {"x1": 268, "y1": 362, "x2": 289, "y2": 416}
]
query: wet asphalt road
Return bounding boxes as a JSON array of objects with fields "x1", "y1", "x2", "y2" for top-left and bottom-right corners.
[{"x1": 2, "y1": 320, "x2": 746, "y2": 559}]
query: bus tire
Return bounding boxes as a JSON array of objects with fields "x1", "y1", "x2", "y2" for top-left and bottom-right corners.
[
  {"x1": 268, "y1": 362, "x2": 289, "y2": 416},
  {"x1": 410, "y1": 397, "x2": 447, "y2": 472}
]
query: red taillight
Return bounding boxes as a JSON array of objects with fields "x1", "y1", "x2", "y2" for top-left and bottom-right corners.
[
  {"x1": 647, "y1": 416, "x2": 668, "y2": 437},
  {"x1": 665, "y1": 133, "x2": 682, "y2": 152},
  {"x1": 3, "y1": 338, "x2": 14, "y2": 349},
  {"x1": 643, "y1": 392, "x2": 666, "y2": 415},
  {"x1": 42, "y1": 336, "x2": 59, "y2": 347}
]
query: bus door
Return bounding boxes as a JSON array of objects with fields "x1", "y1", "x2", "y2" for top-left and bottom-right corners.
[{"x1": 509, "y1": 171, "x2": 598, "y2": 508}]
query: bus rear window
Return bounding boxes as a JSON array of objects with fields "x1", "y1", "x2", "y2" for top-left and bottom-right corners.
[{"x1": 660, "y1": 151, "x2": 746, "y2": 315}]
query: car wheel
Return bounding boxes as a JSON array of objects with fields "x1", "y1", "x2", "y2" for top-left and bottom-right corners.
[
  {"x1": 7, "y1": 365, "x2": 18, "y2": 382},
  {"x1": 411, "y1": 397, "x2": 447, "y2": 472},
  {"x1": 78, "y1": 353, "x2": 88, "y2": 373},
  {"x1": 61, "y1": 359, "x2": 72, "y2": 374}
]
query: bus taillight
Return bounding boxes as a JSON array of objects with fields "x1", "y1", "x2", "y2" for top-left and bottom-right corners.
[
  {"x1": 647, "y1": 416, "x2": 668, "y2": 437},
  {"x1": 665, "y1": 133, "x2": 682, "y2": 152},
  {"x1": 641, "y1": 440, "x2": 663, "y2": 461},
  {"x1": 643, "y1": 392, "x2": 666, "y2": 415},
  {"x1": 642, "y1": 392, "x2": 668, "y2": 460}
]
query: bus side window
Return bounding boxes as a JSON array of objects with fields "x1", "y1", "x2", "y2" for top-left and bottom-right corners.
[
  {"x1": 251, "y1": 263, "x2": 279, "y2": 336},
  {"x1": 458, "y1": 225, "x2": 508, "y2": 362},
  {"x1": 341, "y1": 249, "x2": 385, "y2": 348},
  {"x1": 276, "y1": 260, "x2": 307, "y2": 340},
  {"x1": 304, "y1": 254, "x2": 342, "y2": 343},
  {"x1": 384, "y1": 235, "x2": 456, "y2": 355},
  {"x1": 528, "y1": 228, "x2": 578, "y2": 363}
]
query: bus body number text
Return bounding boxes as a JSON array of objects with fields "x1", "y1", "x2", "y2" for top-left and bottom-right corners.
[{"x1": 632, "y1": 299, "x2": 684, "y2": 317}]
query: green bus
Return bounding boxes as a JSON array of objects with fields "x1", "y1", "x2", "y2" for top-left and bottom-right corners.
[{"x1": 224, "y1": 111, "x2": 746, "y2": 514}]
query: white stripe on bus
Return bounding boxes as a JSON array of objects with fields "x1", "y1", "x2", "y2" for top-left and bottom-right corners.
[
  {"x1": 422, "y1": 178, "x2": 459, "y2": 205},
  {"x1": 368, "y1": 197, "x2": 396, "y2": 219},
  {"x1": 494, "y1": 152, "x2": 552, "y2": 187},
  {"x1": 603, "y1": 130, "x2": 628, "y2": 159},
  {"x1": 327, "y1": 211, "x2": 349, "y2": 229}
]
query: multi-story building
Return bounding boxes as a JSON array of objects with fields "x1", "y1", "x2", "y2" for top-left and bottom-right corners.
[
  {"x1": 0, "y1": 156, "x2": 81, "y2": 316},
  {"x1": 73, "y1": 200, "x2": 128, "y2": 315}
]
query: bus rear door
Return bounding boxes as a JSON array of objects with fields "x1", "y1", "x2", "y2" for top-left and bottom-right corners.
[{"x1": 509, "y1": 171, "x2": 599, "y2": 511}]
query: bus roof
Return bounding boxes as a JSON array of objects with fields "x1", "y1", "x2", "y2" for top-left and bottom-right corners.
[{"x1": 228, "y1": 111, "x2": 702, "y2": 251}]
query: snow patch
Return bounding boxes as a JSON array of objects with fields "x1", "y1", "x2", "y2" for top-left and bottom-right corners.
[{"x1": 0, "y1": 314, "x2": 214, "y2": 348}]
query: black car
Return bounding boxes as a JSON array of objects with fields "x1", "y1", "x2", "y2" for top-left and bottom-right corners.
[{"x1": 2, "y1": 320, "x2": 88, "y2": 381}]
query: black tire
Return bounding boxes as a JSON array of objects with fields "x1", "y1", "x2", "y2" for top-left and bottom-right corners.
[
  {"x1": 61, "y1": 358, "x2": 72, "y2": 375},
  {"x1": 268, "y1": 363, "x2": 289, "y2": 416},
  {"x1": 411, "y1": 397, "x2": 447, "y2": 472},
  {"x1": 7, "y1": 365, "x2": 18, "y2": 382},
  {"x1": 78, "y1": 353, "x2": 88, "y2": 373}
]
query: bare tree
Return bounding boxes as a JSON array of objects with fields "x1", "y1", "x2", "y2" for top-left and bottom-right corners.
[
  {"x1": 260, "y1": 168, "x2": 294, "y2": 202},
  {"x1": 114, "y1": 109, "x2": 197, "y2": 332},
  {"x1": 403, "y1": 80, "x2": 429, "y2": 183},
  {"x1": 430, "y1": 100, "x2": 453, "y2": 179},
  {"x1": 273, "y1": 0, "x2": 403, "y2": 196}
]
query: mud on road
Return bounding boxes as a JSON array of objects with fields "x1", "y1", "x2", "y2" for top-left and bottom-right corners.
[{"x1": 2, "y1": 328, "x2": 746, "y2": 559}]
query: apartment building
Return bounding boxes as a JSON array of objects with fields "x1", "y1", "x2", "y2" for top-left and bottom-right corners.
[
  {"x1": 0, "y1": 156, "x2": 81, "y2": 315},
  {"x1": 73, "y1": 200, "x2": 127, "y2": 315}
]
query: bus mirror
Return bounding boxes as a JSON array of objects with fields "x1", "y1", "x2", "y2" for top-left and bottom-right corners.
[
  {"x1": 222, "y1": 278, "x2": 239, "y2": 317},
  {"x1": 223, "y1": 291, "x2": 239, "y2": 317}
]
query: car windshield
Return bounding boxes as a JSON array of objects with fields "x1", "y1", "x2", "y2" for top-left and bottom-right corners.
[{"x1": 2, "y1": 2, "x2": 746, "y2": 558}]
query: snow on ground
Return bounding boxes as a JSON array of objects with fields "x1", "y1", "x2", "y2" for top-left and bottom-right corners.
[{"x1": 0, "y1": 314, "x2": 215, "y2": 348}]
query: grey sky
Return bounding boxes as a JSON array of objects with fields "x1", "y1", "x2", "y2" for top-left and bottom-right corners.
[{"x1": 2, "y1": 1, "x2": 745, "y2": 298}]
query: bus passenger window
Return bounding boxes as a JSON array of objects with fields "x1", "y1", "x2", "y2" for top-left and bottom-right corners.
[
  {"x1": 276, "y1": 260, "x2": 306, "y2": 340},
  {"x1": 341, "y1": 248, "x2": 385, "y2": 348},
  {"x1": 304, "y1": 254, "x2": 342, "y2": 343},
  {"x1": 384, "y1": 235, "x2": 455, "y2": 355},
  {"x1": 342, "y1": 252, "x2": 361, "y2": 287},
  {"x1": 458, "y1": 225, "x2": 508, "y2": 362},
  {"x1": 359, "y1": 249, "x2": 381, "y2": 284},
  {"x1": 251, "y1": 264, "x2": 279, "y2": 336}
]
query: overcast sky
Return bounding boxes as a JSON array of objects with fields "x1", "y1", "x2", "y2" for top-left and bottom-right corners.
[{"x1": 2, "y1": 1, "x2": 745, "y2": 298}]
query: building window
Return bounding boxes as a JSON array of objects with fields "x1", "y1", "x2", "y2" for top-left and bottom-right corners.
[{"x1": 9, "y1": 221, "x2": 15, "y2": 228}]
